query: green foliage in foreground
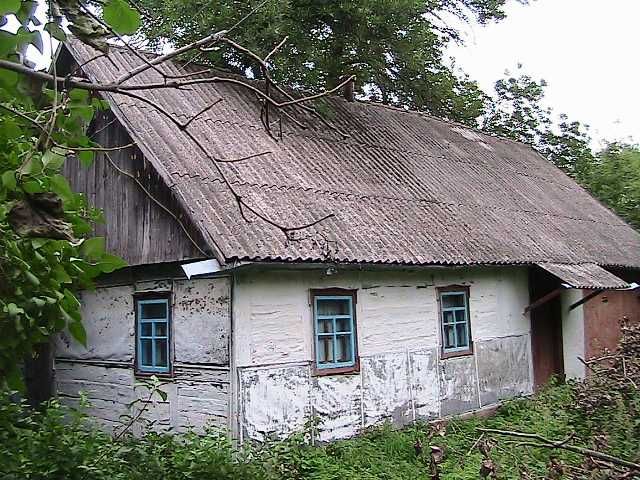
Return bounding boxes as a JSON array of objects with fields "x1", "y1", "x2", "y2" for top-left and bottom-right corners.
[
  {"x1": 1, "y1": 378, "x2": 638, "y2": 480},
  {"x1": 0, "y1": 1, "x2": 129, "y2": 389}
]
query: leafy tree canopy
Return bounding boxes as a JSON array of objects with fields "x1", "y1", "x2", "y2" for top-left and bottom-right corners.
[
  {"x1": 580, "y1": 144, "x2": 640, "y2": 230},
  {"x1": 137, "y1": 0, "x2": 525, "y2": 125},
  {"x1": 481, "y1": 68, "x2": 594, "y2": 177}
]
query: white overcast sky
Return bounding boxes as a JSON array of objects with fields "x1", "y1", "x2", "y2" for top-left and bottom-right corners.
[{"x1": 447, "y1": 0, "x2": 639, "y2": 147}]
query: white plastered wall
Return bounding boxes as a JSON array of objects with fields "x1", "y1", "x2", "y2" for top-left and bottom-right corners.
[
  {"x1": 55, "y1": 277, "x2": 232, "y2": 433},
  {"x1": 560, "y1": 288, "x2": 586, "y2": 380},
  {"x1": 232, "y1": 266, "x2": 533, "y2": 441}
]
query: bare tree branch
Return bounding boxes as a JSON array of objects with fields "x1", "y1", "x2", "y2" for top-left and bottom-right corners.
[{"x1": 477, "y1": 428, "x2": 640, "y2": 471}]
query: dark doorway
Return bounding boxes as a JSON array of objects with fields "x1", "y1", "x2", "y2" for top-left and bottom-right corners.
[{"x1": 529, "y1": 267, "x2": 564, "y2": 390}]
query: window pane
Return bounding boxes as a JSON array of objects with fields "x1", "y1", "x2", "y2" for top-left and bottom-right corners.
[
  {"x1": 317, "y1": 298, "x2": 350, "y2": 316},
  {"x1": 441, "y1": 293, "x2": 465, "y2": 309},
  {"x1": 442, "y1": 310, "x2": 455, "y2": 324},
  {"x1": 456, "y1": 323, "x2": 468, "y2": 348},
  {"x1": 318, "y1": 319, "x2": 333, "y2": 333},
  {"x1": 140, "y1": 301, "x2": 167, "y2": 319},
  {"x1": 318, "y1": 336, "x2": 334, "y2": 364},
  {"x1": 336, "y1": 334, "x2": 352, "y2": 363},
  {"x1": 336, "y1": 317, "x2": 351, "y2": 333},
  {"x1": 140, "y1": 339, "x2": 153, "y2": 366},
  {"x1": 454, "y1": 310, "x2": 467, "y2": 323},
  {"x1": 154, "y1": 322, "x2": 167, "y2": 336},
  {"x1": 155, "y1": 339, "x2": 168, "y2": 367},
  {"x1": 443, "y1": 325, "x2": 456, "y2": 349},
  {"x1": 141, "y1": 323, "x2": 152, "y2": 336}
]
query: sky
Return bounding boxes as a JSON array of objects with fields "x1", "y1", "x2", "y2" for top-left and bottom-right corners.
[{"x1": 447, "y1": 0, "x2": 639, "y2": 147}]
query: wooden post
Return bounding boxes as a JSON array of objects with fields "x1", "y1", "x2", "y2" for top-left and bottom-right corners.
[{"x1": 24, "y1": 340, "x2": 54, "y2": 407}]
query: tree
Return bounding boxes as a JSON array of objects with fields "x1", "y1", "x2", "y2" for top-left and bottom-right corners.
[
  {"x1": 579, "y1": 144, "x2": 640, "y2": 229},
  {"x1": 481, "y1": 68, "x2": 594, "y2": 178},
  {"x1": 136, "y1": 0, "x2": 526, "y2": 125}
]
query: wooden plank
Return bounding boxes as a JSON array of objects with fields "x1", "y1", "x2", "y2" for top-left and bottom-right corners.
[{"x1": 524, "y1": 287, "x2": 565, "y2": 314}]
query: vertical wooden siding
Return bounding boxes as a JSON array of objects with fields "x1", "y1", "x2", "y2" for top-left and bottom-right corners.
[{"x1": 63, "y1": 109, "x2": 206, "y2": 266}]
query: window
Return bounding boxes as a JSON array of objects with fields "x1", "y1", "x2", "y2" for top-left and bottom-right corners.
[
  {"x1": 136, "y1": 297, "x2": 171, "y2": 374},
  {"x1": 312, "y1": 290, "x2": 358, "y2": 373},
  {"x1": 439, "y1": 288, "x2": 472, "y2": 355}
]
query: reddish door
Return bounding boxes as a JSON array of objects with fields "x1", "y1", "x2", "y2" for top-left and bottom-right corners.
[{"x1": 529, "y1": 268, "x2": 565, "y2": 390}]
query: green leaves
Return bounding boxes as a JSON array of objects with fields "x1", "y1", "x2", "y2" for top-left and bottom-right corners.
[
  {"x1": 80, "y1": 236, "x2": 106, "y2": 261},
  {"x1": 1, "y1": 170, "x2": 16, "y2": 190},
  {"x1": 0, "y1": 0, "x2": 20, "y2": 16},
  {"x1": 96, "y1": 253, "x2": 127, "y2": 273},
  {"x1": 44, "y1": 22, "x2": 67, "y2": 42},
  {"x1": 103, "y1": 0, "x2": 141, "y2": 35},
  {"x1": 0, "y1": 0, "x2": 129, "y2": 393},
  {"x1": 0, "y1": 68, "x2": 18, "y2": 88},
  {"x1": 67, "y1": 319, "x2": 87, "y2": 346},
  {"x1": 42, "y1": 150, "x2": 66, "y2": 171}
]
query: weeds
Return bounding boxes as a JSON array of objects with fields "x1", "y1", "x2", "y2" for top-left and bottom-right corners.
[{"x1": 2, "y1": 323, "x2": 639, "y2": 479}]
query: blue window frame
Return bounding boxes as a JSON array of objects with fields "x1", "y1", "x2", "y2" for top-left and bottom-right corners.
[
  {"x1": 440, "y1": 289, "x2": 472, "y2": 353},
  {"x1": 136, "y1": 298, "x2": 171, "y2": 373},
  {"x1": 313, "y1": 294, "x2": 357, "y2": 370}
]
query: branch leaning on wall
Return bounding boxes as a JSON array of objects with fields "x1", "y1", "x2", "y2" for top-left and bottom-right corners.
[{"x1": 0, "y1": 0, "x2": 353, "y2": 244}]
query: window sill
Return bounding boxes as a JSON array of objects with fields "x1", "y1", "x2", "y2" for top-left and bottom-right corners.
[
  {"x1": 134, "y1": 370, "x2": 174, "y2": 379},
  {"x1": 441, "y1": 347, "x2": 474, "y2": 360},
  {"x1": 312, "y1": 358, "x2": 360, "y2": 377}
]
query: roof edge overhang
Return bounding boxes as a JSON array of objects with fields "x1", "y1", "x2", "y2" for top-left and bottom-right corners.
[
  {"x1": 536, "y1": 262, "x2": 630, "y2": 290},
  {"x1": 223, "y1": 259, "x2": 640, "y2": 275}
]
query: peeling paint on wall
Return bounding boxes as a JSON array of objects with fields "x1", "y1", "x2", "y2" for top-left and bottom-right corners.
[
  {"x1": 439, "y1": 355, "x2": 480, "y2": 416},
  {"x1": 312, "y1": 374, "x2": 362, "y2": 441},
  {"x1": 239, "y1": 365, "x2": 312, "y2": 441},
  {"x1": 362, "y1": 353, "x2": 412, "y2": 427},
  {"x1": 56, "y1": 286, "x2": 135, "y2": 361},
  {"x1": 476, "y1": 336, "x2": 531, "y2": 406},
  {"x1": 233, "y1": 267, "x2": 533, "y2": 441},
  {"x1": 409, "y1": 348, "x2": 440, "y2": 420},
  {"x1": 56, "y1": 362, "x2": 230, "y2": 433},
  {"x1": 174, "y1": 279, "x2": 230, "y2": 365},
  {"x1": 55, "y1": 277, "x2": 231, "y2": 433}
]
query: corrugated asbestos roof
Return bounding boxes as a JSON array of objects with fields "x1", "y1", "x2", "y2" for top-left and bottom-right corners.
[
  {"x1": 66, "y1": 40, "x2": 640, "y2": 268},
  {"x1": 537, "y1": 263, "x2": 629, "y2": 289}
]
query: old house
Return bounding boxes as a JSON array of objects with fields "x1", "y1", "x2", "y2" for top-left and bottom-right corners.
[{"x1": 54, "y1": 41, "x2": 640, "y2": 441}]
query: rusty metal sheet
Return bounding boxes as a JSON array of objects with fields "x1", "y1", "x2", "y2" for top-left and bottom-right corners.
[
  {"x1": 64, "y1": 40, "x2": 640, "y2": 269},
  {"x1": 537, "y1": 263, "x2": 629, "y2": 289}
]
